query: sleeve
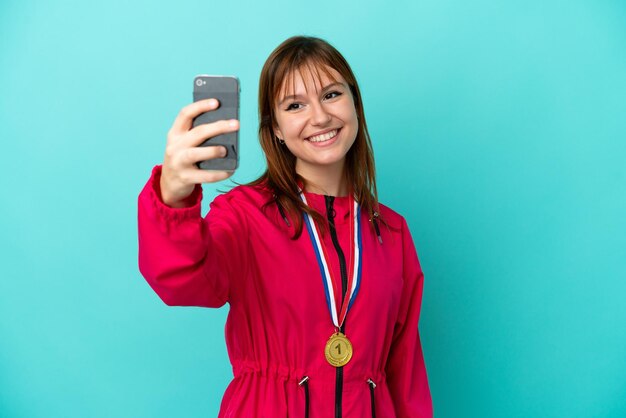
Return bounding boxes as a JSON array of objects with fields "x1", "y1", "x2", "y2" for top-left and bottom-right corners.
[
  {"x1": 137, "y1": 165, "x2": 248, "y2": 308},
  {"x1": 385, "y1": 217, "x2": 433, "y2": 418}
]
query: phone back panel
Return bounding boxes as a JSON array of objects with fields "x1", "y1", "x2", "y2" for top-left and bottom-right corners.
[{"x1": 192, "y1": 75, "x2": 239, "y2": 170}]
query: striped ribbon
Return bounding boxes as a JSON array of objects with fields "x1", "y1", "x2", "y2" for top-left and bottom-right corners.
[{"x1": 300, "y1": 193, "x2": 363, "y2": 329}]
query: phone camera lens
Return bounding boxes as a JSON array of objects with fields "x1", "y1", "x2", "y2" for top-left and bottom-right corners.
[{"x1": 195, "y1": 79, "x2": 203, "y2": 87}]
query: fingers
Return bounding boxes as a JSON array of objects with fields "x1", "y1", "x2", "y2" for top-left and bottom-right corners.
[
  {"x1": 181, "y1": 119, "x2": 240, "y2": 148},
  {"x1": 170, "y1": 98, "x2": 219, "y2": 135},
  {"x1": 182, "y1": 145, "x2": 228, "y2": 166}
]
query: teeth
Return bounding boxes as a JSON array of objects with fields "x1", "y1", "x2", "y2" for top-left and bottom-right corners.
[{"x1": 308, "y1": 129, "x2": 337, "y2": 143}]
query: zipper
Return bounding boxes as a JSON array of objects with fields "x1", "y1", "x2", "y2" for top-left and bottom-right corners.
[{"x1": 325, "y1": 196, "x2": 348, "y2": 418}]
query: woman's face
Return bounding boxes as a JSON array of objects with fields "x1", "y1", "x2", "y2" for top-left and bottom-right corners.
[{"x1": 273, "y1": 65, "x2": 358, "y2": 176}]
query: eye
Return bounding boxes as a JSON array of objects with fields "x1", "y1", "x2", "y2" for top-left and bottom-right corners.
[
  {"x1": 285, "y1": 102, "x2": 303, "y2": 111},
  {"x1": 324, "y1": 91, "x2": 342, "y2": 100}
]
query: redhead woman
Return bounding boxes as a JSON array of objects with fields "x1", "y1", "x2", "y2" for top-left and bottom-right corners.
[{"x1": 138, "y1": 36, "x2": 432, "y2": 418}]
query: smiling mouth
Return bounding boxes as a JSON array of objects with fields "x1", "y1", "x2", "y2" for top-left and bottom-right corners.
[{"x1": 306, "y1": 128, "x2": 340, "y2": 143}]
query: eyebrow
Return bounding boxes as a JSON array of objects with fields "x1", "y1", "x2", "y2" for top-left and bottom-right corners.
[{"x1": 278, "y1": 82, "x2": 345, "y2": 106}]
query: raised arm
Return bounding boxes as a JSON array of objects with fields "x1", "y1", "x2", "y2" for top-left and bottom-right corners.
[{"x1": 137, "y1": 99, "x2": 244, "y2": 308}]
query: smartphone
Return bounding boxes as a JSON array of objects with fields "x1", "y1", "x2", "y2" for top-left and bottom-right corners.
[{"x1": 192, "y1": 75, "x2": 240, "y2": 170}]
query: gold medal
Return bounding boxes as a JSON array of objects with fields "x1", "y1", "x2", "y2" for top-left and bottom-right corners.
[{"x1": 325, "y1": 332, "x2": 353, "y2": 367}]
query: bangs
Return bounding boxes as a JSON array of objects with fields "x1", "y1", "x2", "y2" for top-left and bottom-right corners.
[{"x1": 273, "y1": 56, "x2": 341, "y2": 108}]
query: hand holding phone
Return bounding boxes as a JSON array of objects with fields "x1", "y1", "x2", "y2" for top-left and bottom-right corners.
[{"x1": 159, "y1": 98, "x2": 239, "y2": 208}]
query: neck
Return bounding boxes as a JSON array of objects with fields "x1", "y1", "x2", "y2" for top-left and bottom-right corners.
[{"x1": 296, "y1": 159, "x2": 348, "y2": 197}]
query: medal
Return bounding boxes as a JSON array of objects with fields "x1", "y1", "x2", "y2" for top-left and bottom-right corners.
[
  {"x1": 301, "y1": 193, "x2": 363, "y2": 368},
  {"x1": 325, "y1": 332, "x2": 353, "y2": 367}
]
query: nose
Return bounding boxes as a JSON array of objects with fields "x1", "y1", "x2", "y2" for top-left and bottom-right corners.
[{"x1": 310, "y1": 102, "x2": 332, "y2": 126}]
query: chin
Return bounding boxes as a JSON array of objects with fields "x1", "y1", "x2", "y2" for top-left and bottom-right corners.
[{"x1": 312, "y1": 153, "x2": 350, "y2": 167}]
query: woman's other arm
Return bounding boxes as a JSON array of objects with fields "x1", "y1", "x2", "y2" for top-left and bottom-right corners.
[{"x1": 385, "y1": 218, "x2": 433, "y2": 417}]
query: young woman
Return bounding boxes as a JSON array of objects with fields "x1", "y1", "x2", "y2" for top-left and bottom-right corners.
[{"x1": 138, "y1": 36, "x2": 432, "y2": 418}]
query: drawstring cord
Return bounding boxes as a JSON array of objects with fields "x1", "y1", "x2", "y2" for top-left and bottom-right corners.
[
  {"x1": 298, "y1": 376, "x2": 310, "y2": 418},
  {"x1": 367, "y1": 378, "x2": 377, "y2": 418},
  {"x1": 370, "y1": 212, "x2": 383, "y2": 244}
]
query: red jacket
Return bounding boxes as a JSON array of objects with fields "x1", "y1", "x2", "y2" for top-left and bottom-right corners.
[{"x1": 138, "y1": 165, "x2": 432, "y2": 417}]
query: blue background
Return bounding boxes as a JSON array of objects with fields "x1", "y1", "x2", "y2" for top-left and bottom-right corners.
[{"x1": 1, "y1": 0, "x2": 625, "y2": 417}]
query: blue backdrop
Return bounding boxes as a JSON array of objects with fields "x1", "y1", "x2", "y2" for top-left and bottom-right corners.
[{"x1": 1, "y1": 0, "x2": 625, "y2": 417}]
